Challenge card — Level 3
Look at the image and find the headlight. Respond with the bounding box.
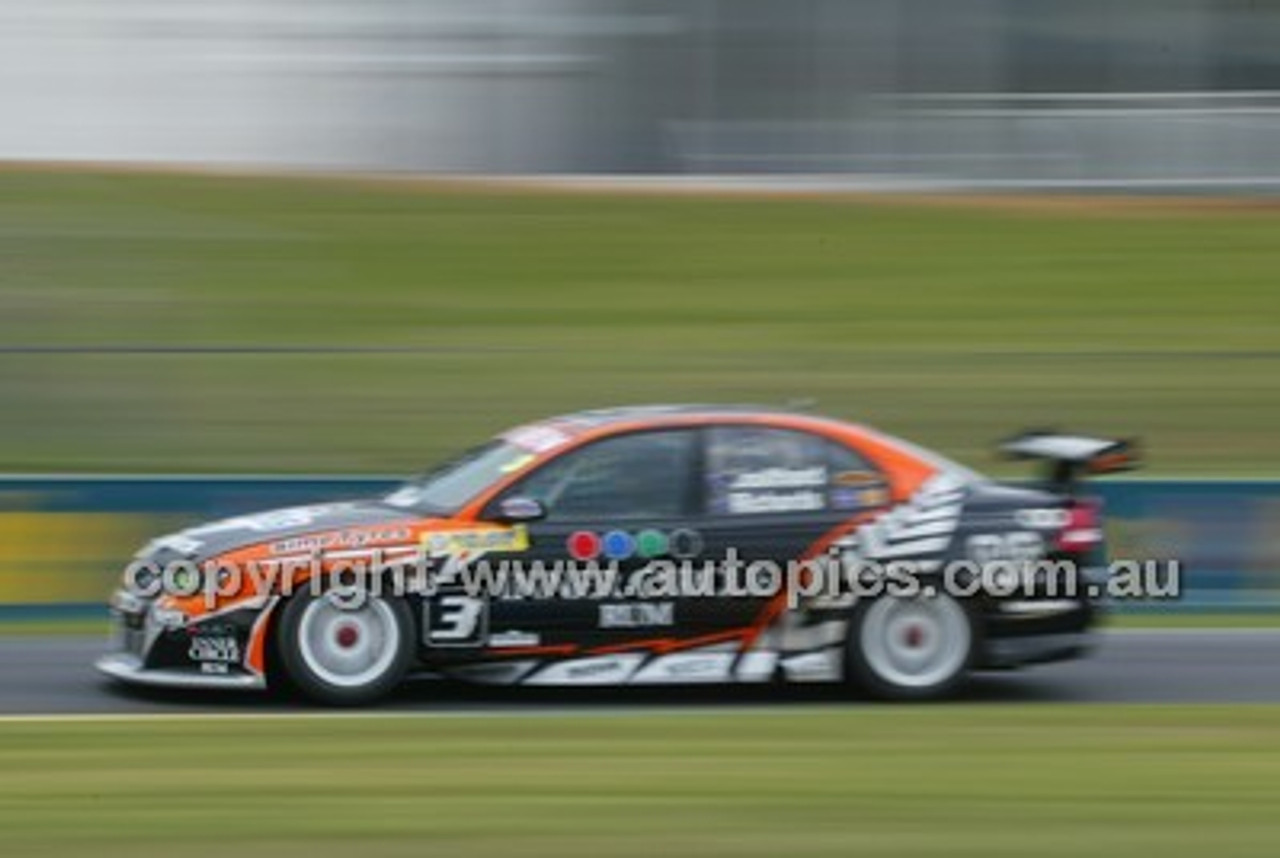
[128,563,161,595]
[169,564,202,594]
[150,604,188,629]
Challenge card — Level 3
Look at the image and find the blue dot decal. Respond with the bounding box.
[602,530,636,560]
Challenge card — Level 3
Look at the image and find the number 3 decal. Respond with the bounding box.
[424,593,487,646]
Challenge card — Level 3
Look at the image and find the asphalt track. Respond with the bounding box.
[0,629,1277,715]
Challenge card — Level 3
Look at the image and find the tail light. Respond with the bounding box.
[1056,498,1103,553]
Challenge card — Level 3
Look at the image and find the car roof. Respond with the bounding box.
[547,403,814,429]
[498,403,856,458]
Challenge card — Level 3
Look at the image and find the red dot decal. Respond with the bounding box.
[567,531,601,561]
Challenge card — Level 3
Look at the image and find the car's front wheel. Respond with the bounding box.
[846,592,975,701]
[276,588,414,706]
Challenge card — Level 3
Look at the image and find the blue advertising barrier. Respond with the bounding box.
[1097,480,1280,612]
[0,476,1275,616]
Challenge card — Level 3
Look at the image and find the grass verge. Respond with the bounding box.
[1,171,1277,474]
[1,705,1277,857]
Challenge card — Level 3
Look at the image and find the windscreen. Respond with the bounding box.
[383,441,538,513]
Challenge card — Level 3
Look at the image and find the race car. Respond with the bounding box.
[97,405,1136,704]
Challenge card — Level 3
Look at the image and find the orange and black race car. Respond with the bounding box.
[97,405,1136,704]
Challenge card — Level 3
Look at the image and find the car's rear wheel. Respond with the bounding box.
[277,588,414,706]
[847,592,974,701]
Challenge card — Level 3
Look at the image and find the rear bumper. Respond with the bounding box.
[978,582,1099,668]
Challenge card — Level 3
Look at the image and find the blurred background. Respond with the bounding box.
[0,0,1277,610]
[4,0,1280,182]
[2,7,1280,858]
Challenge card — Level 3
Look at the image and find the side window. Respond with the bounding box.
[502,430,697,521]
[705,426,888,516]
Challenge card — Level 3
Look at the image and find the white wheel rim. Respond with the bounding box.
[859,594,970,690]
[296,595,401,689]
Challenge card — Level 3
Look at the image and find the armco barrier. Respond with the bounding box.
[0,476,1275,617]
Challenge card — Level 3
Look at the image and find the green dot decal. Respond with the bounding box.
[636,529,668,558]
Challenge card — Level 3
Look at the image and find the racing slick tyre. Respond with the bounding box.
[276,589,414,706]
[846,592,976,701]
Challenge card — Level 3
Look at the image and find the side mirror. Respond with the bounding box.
[492,496,546,524]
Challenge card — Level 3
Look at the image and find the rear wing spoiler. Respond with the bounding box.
[999,431,1140,492]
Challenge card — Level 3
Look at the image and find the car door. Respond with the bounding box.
[477,428,701,653]
[690,423,894,635]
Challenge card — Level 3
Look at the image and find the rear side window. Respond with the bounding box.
[704,426,888,516]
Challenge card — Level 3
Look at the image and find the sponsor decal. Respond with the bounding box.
[188,635,241,664]
[664,657,723,677]
[568,529,701,560]
[186,621,237,637]
[503,424,571,453]
[859,486,890,507]
[833,469,884,488]
[668,528,703,559]
[711,466,831,515]
[831,486,890,510]
[729,466,827,491]
[725,489,824,514]
[499,453,537,474]
[636,529,668,558]
[599,601,674,629]
[423,526,529,556]
[488,630,542,648]
[567,660,623,679]
[271,527,411,556]
[567,531,602,562]
[834,473,965,565]
[631,652,735,684]
[602,530,636,560]
[830,488,863,510]
[966,532,1045,565]
[1016,508,1071,530]
[525,654,646,685]
[779,648,844,683]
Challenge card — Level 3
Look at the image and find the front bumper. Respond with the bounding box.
[95,652,266,690]
[96,589,269,691]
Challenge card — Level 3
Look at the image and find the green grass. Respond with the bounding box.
[1,706,1278,857]
[1,171,1277,474]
